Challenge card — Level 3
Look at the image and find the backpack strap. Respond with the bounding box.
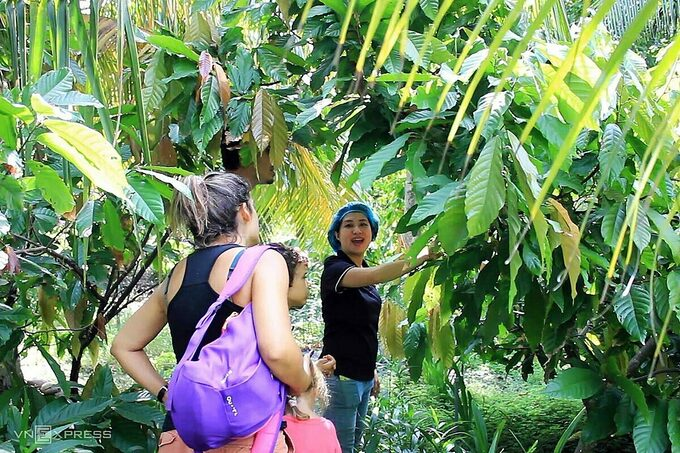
[177,245,272,365]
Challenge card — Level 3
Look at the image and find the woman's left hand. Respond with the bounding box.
[371,370,380,397]
[316,355,336,377]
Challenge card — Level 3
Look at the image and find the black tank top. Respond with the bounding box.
[162,244,244,432]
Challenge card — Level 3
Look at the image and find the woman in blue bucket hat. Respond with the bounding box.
[320,202,438,452]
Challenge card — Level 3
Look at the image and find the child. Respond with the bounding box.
[283,356,342,453]
[269,243,336,376]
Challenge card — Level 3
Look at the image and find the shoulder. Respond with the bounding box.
[252,247,288,277]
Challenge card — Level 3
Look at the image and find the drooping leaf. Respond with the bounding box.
[200,75,220,128]
[669,399,680,452]
[228,100,251,137]
[213,63,231,109]
[75,201,94,238]
[634,400,670,453]
[545,367,604,399]
[126,174,165,225]
[614,285,651,343]
[27,161,75,215]
[548,199,581,299]
[378,300,406,359]
[648,210,680,264]
[101,199,125,251]
[142,51,167,112]
[599,123,626,184]
[358,134,410,189]
[403,322,428,381]
[507,183,522,309]
[601,203,626,244]
[508,132,541,199]
[669,271,680,322]
[473,92,512,139]
[626,197,651,251]
[465,136,505,237]
[438,194,467,254]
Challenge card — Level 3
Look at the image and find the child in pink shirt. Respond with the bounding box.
[284,355,342,453]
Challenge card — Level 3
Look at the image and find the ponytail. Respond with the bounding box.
[169,172,252,248]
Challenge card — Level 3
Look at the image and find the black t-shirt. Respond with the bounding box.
[320,251,382,381]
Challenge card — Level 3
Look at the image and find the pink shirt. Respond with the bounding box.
[283,415,342,453]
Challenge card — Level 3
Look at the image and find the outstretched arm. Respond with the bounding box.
[340,249,439,288]
[110,284,169,400]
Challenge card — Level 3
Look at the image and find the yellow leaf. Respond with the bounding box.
[379,300,406,358]
[548,198,581,299]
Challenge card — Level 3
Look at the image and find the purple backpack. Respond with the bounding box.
[166,245,286,452]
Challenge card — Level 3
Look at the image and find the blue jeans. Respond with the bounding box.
[324,375,374,453]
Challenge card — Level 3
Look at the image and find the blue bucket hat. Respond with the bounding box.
[327,202,380,252]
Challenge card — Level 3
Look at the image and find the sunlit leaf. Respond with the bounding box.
[465,136,505,237]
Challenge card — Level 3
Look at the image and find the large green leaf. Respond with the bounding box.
[669,271,680,322]
[76,201,94,238]
[126,174,164,225]
[142,51,168,112]
[200,75,221,128]
[0,114,17,149]
[37,120,128,199]
[32,397,112,428]
[36,68,74,103]
[438,194,467,254]
[228,100,251,137]
[669,399,680,453]
[613,285,650,343]
[358,134,410,189]
[508,132,541,199]
[648,210,680,264]
[544,367,604,399]
[626,197,651,251]
[112,402,164,427]
[47,91,104,108]
[29,339,71,398]
[403,322,428,381]
[465,136,505,237]
[0,97,34,123]
[27,161,75,215]
[419,0,438,19]
[598,123,626,185]
[634,400,670,453]
[410,182,459,224]
[601,204,626,244]
[36,439,99,453]
[82,364,114,399]
[473,92,511,139]
[146,34,200,62]
[101,199,125,251]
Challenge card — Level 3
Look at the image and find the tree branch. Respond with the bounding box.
[626,338,657,377]
[103,229,170,321]
[105,226,154,300]
[11,233,105,304]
